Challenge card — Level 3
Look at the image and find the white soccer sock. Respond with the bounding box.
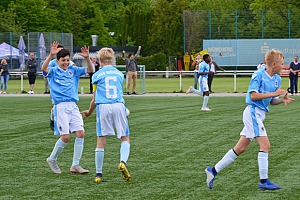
[191,88,203,96]
[72,138,84,166]
[120,141,130,163]
[215,149,238,173]
[95,148,104,174]
[50,108,54,121]
[202,96,209,108]
[49,138,67,161]
[258,151,268,179]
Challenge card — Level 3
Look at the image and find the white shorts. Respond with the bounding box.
[96,103,130,139]
[53,102,84,136]
[199,76,209,92]
[240,105,267,139]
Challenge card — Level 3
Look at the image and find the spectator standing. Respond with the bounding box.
[43,71,50,94]
[26,53,38,94]
[192,54,201,89]
[89,56,100,94]
[208,56,225,93]
[0,59,9,94]
[122,46,141,95]
[289,55,300,95]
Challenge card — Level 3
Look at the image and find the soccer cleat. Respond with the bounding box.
[118,161,131,182]
[70,165,89,174]
[258,179,281,190]
[46,157,62,174]
[3,91,6,94]
[50,119,54,131]
[186,86,193,94]
[95,173,104,183]
[205,167,217,189]
[201,107,211,111]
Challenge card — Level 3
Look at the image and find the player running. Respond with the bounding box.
[205,49,295,190]
[186,54,212,111]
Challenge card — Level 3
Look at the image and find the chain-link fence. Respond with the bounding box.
[183,9,300,54]
[0,32,73,71]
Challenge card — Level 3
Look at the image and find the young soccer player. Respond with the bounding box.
[42,41,93,174]
[81,47,131,183]
[205,49,295,190]
[186,54,212,111]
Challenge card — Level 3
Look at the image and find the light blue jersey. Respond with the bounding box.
[47,66,87,105]
[92,66,125,104]
[198,61,210,78]
[246,69,281,112]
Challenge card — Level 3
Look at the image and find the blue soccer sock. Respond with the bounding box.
[72,138,84,166]
[215,149,238,173]
[49,138,67,161]
[120,141,130,163]
[258,151,268,180]
[95,148,104,174]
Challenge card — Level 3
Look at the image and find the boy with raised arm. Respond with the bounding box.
[42,41,93,174]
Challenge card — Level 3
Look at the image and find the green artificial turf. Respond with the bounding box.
[0,95,299,199]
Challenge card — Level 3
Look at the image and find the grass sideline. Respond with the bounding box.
[2,76,291,94]
[1,95,300,199]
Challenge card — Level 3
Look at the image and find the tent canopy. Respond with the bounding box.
[0,42,28,59]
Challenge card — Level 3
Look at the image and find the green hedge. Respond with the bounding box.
[116,52,168,71]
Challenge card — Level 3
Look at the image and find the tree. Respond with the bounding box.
[148,0,189,55]
[11,0,59,32]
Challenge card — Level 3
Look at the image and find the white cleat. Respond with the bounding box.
[186,86,194,94]
[46,157,62,174]
[201,107,211,111]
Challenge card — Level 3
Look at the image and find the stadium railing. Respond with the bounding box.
[8,69,289,93]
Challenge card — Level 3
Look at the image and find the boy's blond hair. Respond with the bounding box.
[98,47,115,66]
[265,49,284,68]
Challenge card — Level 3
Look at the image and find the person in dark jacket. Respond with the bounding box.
[289,55,300,95]
[208,56,225,93]
[26,53,38,94]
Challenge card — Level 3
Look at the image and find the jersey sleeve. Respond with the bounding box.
[74,66,87,76]
[247,72,261,93]
[198,63,204,73]
[47,67,54,79]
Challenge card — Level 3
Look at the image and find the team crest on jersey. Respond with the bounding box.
[68,71,73,76]
[275,81,278,87]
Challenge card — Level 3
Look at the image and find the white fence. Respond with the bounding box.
[146,70,255,92]
[10,70,255,93]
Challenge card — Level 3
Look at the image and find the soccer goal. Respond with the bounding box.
[115,65,146,94]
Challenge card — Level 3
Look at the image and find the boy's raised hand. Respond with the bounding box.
[79,45,90,58]
[50,41,63,56]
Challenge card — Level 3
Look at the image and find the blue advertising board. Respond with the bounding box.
[203,39,300,67]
